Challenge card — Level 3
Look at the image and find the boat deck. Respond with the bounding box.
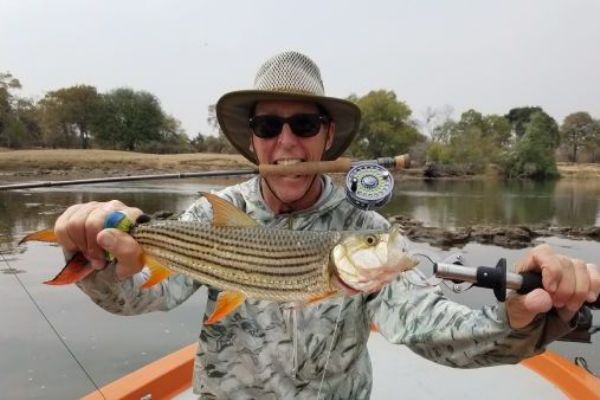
[175,334,567,399]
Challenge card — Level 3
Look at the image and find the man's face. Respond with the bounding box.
[251,100,335,205]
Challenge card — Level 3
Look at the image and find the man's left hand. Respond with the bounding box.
[506,244,600,329]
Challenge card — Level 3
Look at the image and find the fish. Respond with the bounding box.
[20,193,418,324]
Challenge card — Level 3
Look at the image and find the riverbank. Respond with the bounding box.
[1,149,599,182]
[0,149,253,182]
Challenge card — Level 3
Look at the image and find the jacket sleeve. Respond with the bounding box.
[365,269,574,368]
[75,197,214,315]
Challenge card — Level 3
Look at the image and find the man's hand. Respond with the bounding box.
[506,244,600,329]
[54,200,145,280]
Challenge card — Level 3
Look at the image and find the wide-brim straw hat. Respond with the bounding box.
[216,51,361,164]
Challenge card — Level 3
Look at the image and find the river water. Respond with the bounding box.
[1,176,599,399]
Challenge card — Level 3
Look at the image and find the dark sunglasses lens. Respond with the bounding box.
[289,114,322,137]
[253,116,283,138]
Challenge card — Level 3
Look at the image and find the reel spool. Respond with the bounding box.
[345,162,394,210]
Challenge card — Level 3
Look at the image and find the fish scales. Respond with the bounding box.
[131,221,343,301]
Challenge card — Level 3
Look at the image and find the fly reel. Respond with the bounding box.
[345,162,394,210]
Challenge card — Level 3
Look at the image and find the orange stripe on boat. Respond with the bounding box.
[81,344,196,400]
[522,350,600,400]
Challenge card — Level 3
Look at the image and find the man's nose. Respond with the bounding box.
[276,123,299,146]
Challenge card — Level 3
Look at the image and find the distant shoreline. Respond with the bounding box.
[0,149,598,183]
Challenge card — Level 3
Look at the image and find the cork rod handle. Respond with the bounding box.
[258,154,409,176]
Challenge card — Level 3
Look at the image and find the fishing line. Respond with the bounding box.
[316,295,345,400]
[0,251,107,400]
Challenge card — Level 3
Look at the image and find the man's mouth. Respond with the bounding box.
[274,158,304,166]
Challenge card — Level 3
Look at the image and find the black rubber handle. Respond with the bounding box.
[516,271,600,310]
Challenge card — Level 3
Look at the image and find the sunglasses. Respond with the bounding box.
[249,113,329,139]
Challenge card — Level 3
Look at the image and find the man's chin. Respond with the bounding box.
[271,176,313,202]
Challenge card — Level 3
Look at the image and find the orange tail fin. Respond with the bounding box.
[44,253,95,285]
[19,229,57,245]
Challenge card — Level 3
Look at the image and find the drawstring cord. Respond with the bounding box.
[316,296,344,399]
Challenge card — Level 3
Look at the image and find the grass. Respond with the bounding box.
[0,149,599,179]
[556,162,600,179]
[0,149,252,172]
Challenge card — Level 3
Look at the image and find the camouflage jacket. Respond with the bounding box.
[77,176,570,399]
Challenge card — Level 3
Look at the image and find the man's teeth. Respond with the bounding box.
[275,159,303,166]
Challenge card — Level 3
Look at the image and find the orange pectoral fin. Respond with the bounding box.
[140,254,172,289]
[19,229,57,245]
[205,291,246,325]
[307,289,339,305]
[44,253,94,285]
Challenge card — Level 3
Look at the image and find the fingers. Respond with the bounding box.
[513,244,596,324]
[506,289,553,329]
[565,259,590,311]
[516,244,562,292]
[587,263,600,303]
[96,228,144,279]
[54,200,142,270]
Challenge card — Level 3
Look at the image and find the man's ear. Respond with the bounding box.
[249,136,255,152]
[325,122,336,151]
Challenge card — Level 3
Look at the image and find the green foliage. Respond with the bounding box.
[0,72,41,148]
[94,88,166,151]
[347,90,424,158]
[426,110,510,173]
[505,111,559,179]
[560,112,597,162]
[505,106,543,138]
[191,132,235,153]
[37,85,102,148]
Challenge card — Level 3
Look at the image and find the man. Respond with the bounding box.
[55,51,599,399]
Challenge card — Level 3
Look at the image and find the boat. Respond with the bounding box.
[82,333,600,400]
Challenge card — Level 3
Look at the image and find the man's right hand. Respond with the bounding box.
[54,200,145,280]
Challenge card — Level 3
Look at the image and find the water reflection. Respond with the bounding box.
[382,178,600,228]
[1,177,600,251]
[0,179,228,252]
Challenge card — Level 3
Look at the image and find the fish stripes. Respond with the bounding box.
[131,221,343,301]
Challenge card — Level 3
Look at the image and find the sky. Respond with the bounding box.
[2,0,599,138]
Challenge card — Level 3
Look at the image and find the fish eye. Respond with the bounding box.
[365,235,378,246]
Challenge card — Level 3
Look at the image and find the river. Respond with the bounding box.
[0,176,599,399]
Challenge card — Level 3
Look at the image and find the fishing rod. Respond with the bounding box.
[0,154,410,210]
[434,258,600,343]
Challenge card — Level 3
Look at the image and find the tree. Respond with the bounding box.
[0,72,41,148]
[95,88,165,151]
[505,111,559,179]
[37,85,102,148]
[505,106,544,138]
[348,90,424,158]
[425,109,510,172]
[560,112,595,162]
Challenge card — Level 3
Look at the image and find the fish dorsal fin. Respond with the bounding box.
[200,192,257,227]
[141,254,172,288]
[205,291,246,325]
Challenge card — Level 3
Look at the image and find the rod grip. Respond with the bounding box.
[517,271,600,309]
[258,158,353,176]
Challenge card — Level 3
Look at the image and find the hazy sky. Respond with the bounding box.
[2,0,599,137]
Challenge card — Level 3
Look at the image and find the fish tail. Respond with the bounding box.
[44,253,95,285]
[19,229,57,245]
